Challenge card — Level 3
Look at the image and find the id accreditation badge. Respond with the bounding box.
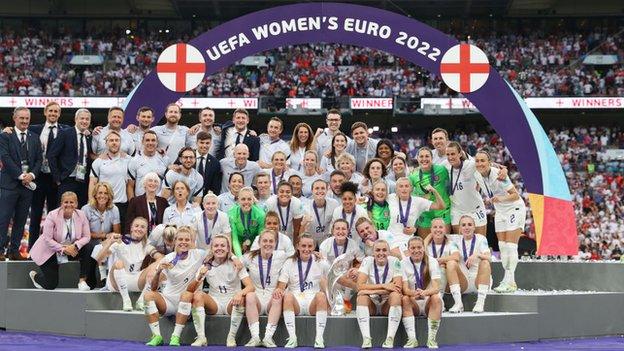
[41,158,51,173]
[75,164,87,182]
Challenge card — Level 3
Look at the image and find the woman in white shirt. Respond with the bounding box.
[162,180,200,227]
[331,181,369,239]
[289,123,316,172]
[319,132,348,174]
[193,192,231,249]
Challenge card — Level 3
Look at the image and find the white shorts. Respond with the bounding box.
[494,206,526,232]
[211,294,234,315]
[451,207,487,227]
[459,264,492,293]
[371,294,389,315]
[107,271,141,292]
[294,290,317,316]
[414,297,429,316]
[257,289,274,315]
[162,293,182,316]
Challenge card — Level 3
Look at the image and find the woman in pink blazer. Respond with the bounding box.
[29,191,92,290]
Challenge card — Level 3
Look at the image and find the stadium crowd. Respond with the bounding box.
[0,21,623,98]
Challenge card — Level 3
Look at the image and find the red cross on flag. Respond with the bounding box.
[440,44,490,94]
[156,43,206,93]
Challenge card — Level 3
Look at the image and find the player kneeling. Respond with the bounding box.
[401,237,442,349]
[356,240,403,349]
[275,233,330,348]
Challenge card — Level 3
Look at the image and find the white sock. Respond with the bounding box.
[249,321,260,339]
[386,305,402,339]
[507,243,519,284]
[476,284,489,305]
[228,306,244,338]
[450,284,462,305]
[427,318,440,341]
[113,269,130,303]
[138,281,151,303]
[283,310,296,339]
[315,310,328,341]
[172,323,185,338]
[193,307,206,338]
[356,305,370,339]
[402,316,416,340]
[264,323,277,340]
[99,265,107,281]
[148,321,161,337]
[499,242,510,284]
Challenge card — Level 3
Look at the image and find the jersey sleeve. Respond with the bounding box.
[278,259,293,284]
[237,264,250,280]
[478,236,491,255]
[391,257,403,279]
[415,196,434,213]
[428,258,441,280]
[292,198,304,219]
[90,159,101,178]
[358,256,372,275]
[112,206,121,225]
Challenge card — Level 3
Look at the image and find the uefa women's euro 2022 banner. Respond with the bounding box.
[123,2,577,255]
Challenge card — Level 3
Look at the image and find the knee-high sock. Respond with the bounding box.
[315,310,328,341]
[145,301,160,336]
[356,305,370,339]
[192,307,206,338]
[264,322,278,340]
[386,305,402,339]
[138,280,151,303]
[499,242,510,284]
[450,284,462,306]
[476,284,489,306]
[507,242,519,283]
[402,316,416,340]
[172,301,191,337]
[228,306,245,338]
[113,269,130,303]
[249,322,260,339]
[283,310,296,339]
[427,318,440,341]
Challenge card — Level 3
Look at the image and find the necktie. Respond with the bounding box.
[148,202,157,227]
[20,132,28,161]
[47,125,56,151]
[235,132,242,145]
[198,156,205,177]
[78,133,85,164]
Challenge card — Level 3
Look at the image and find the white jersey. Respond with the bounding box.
[204,259,249,298]
[91,154,131,203]
[442,159,486,214]
[426,236,460,259]
[318,237,364,264]
[151,125,190,163]
[359,230,395,257]
[259,137,291,166]
[377,231,414,257]
[193,210,232,249]
[250,232,295,256]
[358,256,402,285]
[109,241,152,274]
[305,198,339,245]
[162,249,207,297]
[127,152,169,196]
[300,173,323,198]
[401,256,441,290]
[264,168,299,195]
[331,205,369,239]
[449,234,490,275]
[432,149,447,165]
[217,192,236,212]
[387,194,432,233]
[278,257,330,294]
[264,195,304,237]
[481,167,526,213]
[243,251,289,292]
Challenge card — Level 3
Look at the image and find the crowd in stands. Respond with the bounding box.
[392,125,624,260]
[1,21,623,98]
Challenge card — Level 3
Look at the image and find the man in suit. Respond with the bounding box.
[48,108,92,209]
[196,131,222,196]
[27,102,71,251]
[216,108,260,161]
[0,107,43,261]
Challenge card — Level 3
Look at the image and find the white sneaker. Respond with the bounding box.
[191,336,207,346]
[493,282,509,293]
[448,303,464,313]
[245,337,262,347]
[262,337,277,348]
[284,337,298,348]
[226,335,236,347]
[507,282,518,293]
[403,338,418,348]
[122,298,133,312]
[382,336,394,348]
[29,271,43,289]
[314,338,325,348]
[472,300,485,313]
[361,337,372,349]
[135,298,145,311]
[426,338,439,349]
[77,281,90,291]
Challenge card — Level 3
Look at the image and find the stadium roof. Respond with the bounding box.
[1,0,622,19]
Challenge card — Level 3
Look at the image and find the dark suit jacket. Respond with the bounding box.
[198,153,222,196]
[216,121,260,161]
[0,129,43,190]
[48,127,93,184]
[29,123,70,155]
[125,194,168,232]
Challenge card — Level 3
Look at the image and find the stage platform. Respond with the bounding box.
[2,260,624,346]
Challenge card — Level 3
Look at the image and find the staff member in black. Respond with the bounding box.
[49,108,93,209]
[196,131,222,196]
[0,107,43,261]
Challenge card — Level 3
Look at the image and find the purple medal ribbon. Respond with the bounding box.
[333,238,348,258]
[240,208,252,239]
[449,161,463,195]
[462,236,477,263]
[277,201,291,232]
[202,212,218,245]
[431,238,446,258]
[297,257,313,292]
[121,235,141,244]
[342,210,356,236]
[170,251,189,265]
[398,196,412,227]
[312,201,326,233]
[374,261,390,284]
[258,254,273,289]
[271,169,284,195]
[410,258,426,289]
